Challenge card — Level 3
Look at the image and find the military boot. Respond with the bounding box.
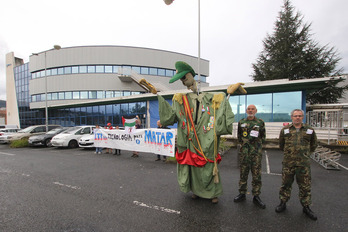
[303,206,318,220]
[233,193,246,202]
[275,201,286,213]
[253,196,266,209]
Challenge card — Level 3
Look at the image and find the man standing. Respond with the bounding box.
[234,105,266,209]
[276,109,318,220]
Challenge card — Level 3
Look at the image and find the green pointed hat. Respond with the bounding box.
[169,61,195,83]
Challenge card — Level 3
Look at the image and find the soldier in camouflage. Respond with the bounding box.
[234,105,266,209]
[276,109,318,220]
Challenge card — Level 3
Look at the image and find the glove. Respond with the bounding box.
[139,78,157,94]
[227,83,247,95]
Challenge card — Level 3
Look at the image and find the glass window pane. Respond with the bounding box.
[105,91,113,98]
[58,68,64,75]
[158,69,165,76]
[149,68,157,75]
[58,92,65,100]
[96,66,104,73]
[166,70,174,77]
[72,66,79,73]
[123,91,130,96]
[140,67,149,75]
[229,95,246,122]
[52,92,58,100]
[80,66,87,73]
[114,91,122,97]
[97,91,104,99]
[47,93,52,100]
[273,91,302,122]
[46,69,51,76]
[40,70,45,77]
[80,91,88,99]
[64,67,72,74]
[73,91,80,99]
[105,66,113,73]
[51,68,58,75]
[65,92,72,99]
[247,93,272,122]
[132,66,140,73]
[113,66,119,73]
[89,91,97,99]
[88,66,96,73]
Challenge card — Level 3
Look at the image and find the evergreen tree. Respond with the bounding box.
[251,0,346,104]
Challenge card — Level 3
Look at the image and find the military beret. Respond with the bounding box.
[169,61,196,83]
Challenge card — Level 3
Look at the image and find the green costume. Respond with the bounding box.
[158,92,234,199]
[278,123,317,206]
[237,117,266,196]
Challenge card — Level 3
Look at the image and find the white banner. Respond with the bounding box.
[94,128,176,157]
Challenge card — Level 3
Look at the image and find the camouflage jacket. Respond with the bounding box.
[237,117,266,155]
[279,123,318,166]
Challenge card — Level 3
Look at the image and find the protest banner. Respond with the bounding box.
[94,128,176,157]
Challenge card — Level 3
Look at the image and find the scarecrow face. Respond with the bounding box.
[181,73,197,93]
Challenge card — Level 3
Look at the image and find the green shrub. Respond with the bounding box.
[10,138,29,148]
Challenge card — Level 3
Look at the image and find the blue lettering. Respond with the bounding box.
[166,132,173,146]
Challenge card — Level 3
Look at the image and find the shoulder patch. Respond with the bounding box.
[173,93,184,105]
[212,93,225,109]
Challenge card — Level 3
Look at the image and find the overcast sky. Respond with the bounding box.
[1,0,347,101]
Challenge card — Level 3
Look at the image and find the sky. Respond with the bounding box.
[1,0,348,101]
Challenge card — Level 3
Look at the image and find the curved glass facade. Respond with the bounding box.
[31,64,207,83]
[14,63,303,129]
[229,91,302,122]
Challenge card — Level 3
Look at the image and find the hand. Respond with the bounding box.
[227,83,247,95]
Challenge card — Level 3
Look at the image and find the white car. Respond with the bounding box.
[79,133,95,148]
[51,126,95,148]
[0,128,21,144]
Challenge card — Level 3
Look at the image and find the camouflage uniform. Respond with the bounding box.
[237,117,266,196]
[278,123,317,206]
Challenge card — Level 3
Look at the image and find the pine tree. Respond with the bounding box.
[251,0,346,104]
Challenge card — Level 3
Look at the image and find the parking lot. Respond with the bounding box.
[0,144,347,232]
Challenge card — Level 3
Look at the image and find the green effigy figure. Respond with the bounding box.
[155,61,245,204]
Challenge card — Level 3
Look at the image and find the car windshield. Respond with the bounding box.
[18,126,36,133]
[46,127,64,134]
[62,127,82,134]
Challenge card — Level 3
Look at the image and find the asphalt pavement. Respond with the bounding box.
[0,144,347,232]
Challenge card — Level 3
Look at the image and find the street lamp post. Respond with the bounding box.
[164,0,201,93]
[33,45,61,132]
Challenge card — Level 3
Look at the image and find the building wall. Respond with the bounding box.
[5,52,21,128]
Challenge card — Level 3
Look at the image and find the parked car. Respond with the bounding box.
[0,128,21,144]
[28,127,68,147]
[79,133,95,148]
[51,126,95,148]
[7,125,61,142]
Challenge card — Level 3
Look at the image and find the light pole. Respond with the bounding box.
[164,0,201,93]
[33,45,61,132]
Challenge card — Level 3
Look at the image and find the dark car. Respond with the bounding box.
[28,127,68,147]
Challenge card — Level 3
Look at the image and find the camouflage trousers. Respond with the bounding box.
[238,153,262,196]
[279,165,311,206]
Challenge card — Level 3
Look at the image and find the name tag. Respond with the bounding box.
[250,130,259,137]
[284,129,290,134]
[306,129,313,134]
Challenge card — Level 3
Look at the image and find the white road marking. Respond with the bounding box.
[53,181,81,190]
[265,151,270,174]
[133,201,180,215]
[0,151,16,156]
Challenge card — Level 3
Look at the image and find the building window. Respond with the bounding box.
[88,66,96,73]
[80,66,87,73]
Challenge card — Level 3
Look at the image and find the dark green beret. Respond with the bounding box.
[169,61,195,83]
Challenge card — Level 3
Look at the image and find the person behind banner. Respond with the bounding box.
[157,61,241,204]
[105,123,114,154]
[131,117,141,158]
[114,125,121,156]
[155,120,169,162]
[94,125,102,154]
